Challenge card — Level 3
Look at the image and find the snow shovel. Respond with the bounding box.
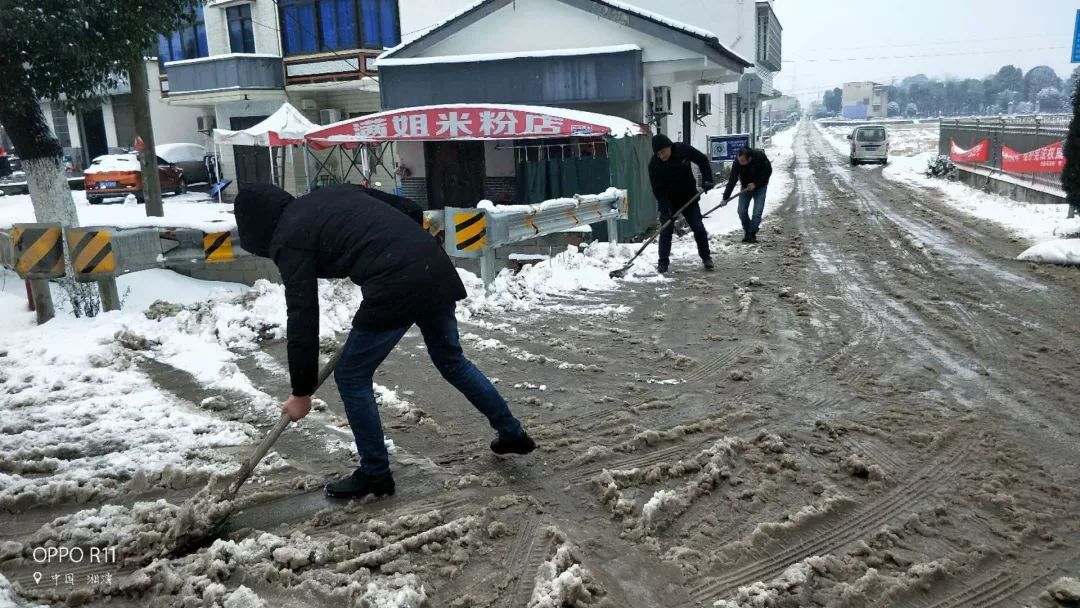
[701,188,751,219]
[609,191,703,279]
[166,345,344,556]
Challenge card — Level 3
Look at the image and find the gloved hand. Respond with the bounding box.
[702,181,715,193]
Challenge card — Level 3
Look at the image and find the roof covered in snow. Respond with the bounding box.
[374,44,642,67]
[378,0,750,70]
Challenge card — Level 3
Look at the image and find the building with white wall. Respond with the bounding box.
[842,82,889,120]
[375,0,754,205]
[35,60,204,171]
[158,0,402,194]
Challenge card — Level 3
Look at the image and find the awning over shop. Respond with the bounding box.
[213,103,318,147]
[304,103,649,149]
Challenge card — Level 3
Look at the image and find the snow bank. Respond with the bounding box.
[1053,217,1080,238]
[883,153,1072,241]
[1016,239,1080,265]
[0,191,235,231]
[0,270,255,511]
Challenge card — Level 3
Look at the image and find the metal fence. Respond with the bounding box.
[938,116,1068,192]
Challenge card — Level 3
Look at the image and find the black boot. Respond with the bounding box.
[491,432,537,455]
[657,260,670,274]
[749,230,759,243]
[703,257,715,271]
[325,469,395,499]
[741,232,752,243]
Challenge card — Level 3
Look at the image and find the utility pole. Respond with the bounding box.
[128,57,163,217]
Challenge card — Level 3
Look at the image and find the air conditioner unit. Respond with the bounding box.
[300,99,317,111]
[652,86,672,116]
[319,108,342,125]
[196,116,216,132]
[696,93,713,118]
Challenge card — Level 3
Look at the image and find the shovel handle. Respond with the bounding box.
[225,345,345,498]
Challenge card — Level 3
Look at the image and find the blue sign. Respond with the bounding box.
[1074,10,1080,63]
[708,134,752,162]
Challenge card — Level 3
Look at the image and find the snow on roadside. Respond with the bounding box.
[0,270,255,511]
[883,153,1071,242]
[815,120,1074,243]
[1017,239,1080,265]
[0,191,235,232]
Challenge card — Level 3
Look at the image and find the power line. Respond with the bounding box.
[782,46,1070,64]
[799,31,1070,54]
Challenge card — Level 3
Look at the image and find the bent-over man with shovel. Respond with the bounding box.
[234,184,536,501]
[648,134,716,273]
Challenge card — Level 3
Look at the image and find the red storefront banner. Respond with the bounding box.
[950,138,989,163]
[1001,141,1065,174]
[306,105,646,148]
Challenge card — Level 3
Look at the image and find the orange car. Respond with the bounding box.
[83,153,186,204]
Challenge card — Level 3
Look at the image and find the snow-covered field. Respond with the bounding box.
[0,191,235,232]
[816,120,1076,257]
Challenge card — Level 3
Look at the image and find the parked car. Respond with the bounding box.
[156,143,211,184]
[83,153,185,204]
[847,125,889,165]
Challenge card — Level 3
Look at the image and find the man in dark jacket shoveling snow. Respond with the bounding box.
[723,148,773,244]
[648,134,716,273]
[235,184,535,500]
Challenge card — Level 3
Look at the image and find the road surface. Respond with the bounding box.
[4,121,1079,607]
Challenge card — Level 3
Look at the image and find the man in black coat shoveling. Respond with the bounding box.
[235,184,536,500]
[723,147,773,244]
[648,134,716,273]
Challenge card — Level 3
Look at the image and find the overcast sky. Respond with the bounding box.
[772,0,1079,103]
[398,0,1080,103]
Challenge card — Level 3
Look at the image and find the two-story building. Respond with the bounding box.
[158,0,401,193]
[374,0,766,207]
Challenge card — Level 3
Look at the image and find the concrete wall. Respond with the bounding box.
[956,166,1067,206]
[169,256,281,286]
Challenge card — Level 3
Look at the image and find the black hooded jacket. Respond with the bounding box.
[724,149,773,199]
[235,184,466,396]
[648,138,715,211]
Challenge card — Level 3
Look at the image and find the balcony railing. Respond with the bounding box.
[163,54,284,97]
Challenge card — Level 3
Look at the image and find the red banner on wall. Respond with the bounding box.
[1001,141,1065,174]
[950,139,989,163]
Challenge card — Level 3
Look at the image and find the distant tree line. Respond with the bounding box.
[820,64,1080,118]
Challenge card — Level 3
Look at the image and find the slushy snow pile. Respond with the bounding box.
[1017,239,1080,265]
[0,191,235,231]
[0,270,255,511]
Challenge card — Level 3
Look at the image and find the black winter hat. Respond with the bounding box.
[652,134,673,153]
[234,184,295,258]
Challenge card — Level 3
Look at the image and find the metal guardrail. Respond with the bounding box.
[437,189,628,287]
[0,224,249,324]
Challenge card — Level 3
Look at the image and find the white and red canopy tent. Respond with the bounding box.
[211,103,318,197]
[213,102,317,147]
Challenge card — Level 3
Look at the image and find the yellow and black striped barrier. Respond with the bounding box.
[454,211,487,252]
[65,228,117,279]
[203,231,234,263]
[11,223,65,279]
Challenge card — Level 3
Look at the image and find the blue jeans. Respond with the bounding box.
[738,186,768,234]
[334,303,525,475]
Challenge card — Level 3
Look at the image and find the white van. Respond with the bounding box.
[847,125,889,165]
